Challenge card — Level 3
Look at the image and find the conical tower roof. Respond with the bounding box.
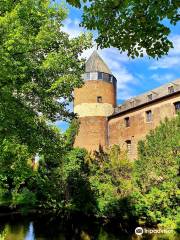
[85,50,112,74]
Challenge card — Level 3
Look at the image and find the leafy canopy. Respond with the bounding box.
[0,0,92,153]
[132,114,180,229]
[67,0,180,58]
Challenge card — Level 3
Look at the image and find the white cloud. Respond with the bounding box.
[62,18,86,38]
[150,56,179,70]
[100,49,140,101]
[170,35,180,55]
[150,34,180,70]
[151,73,175,83]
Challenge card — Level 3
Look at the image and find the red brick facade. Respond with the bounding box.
[74,80,116,106]
[74,116,108,151]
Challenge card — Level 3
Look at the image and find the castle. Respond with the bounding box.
[74,51,180,159]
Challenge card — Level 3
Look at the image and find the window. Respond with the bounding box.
[97,96,102,103]
[124,117,130,127]
[103,73,109,81]
[174,102,180,113]
[147,94,153,101]
[168,86,174,94]
[85,72,90,80]
[146,110,152,122]
[98,72,103,80]
[109,75,113,82]
[130,101,135,108]
[126,140,131,155]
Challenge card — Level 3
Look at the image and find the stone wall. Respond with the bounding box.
[74,79,115,151]
[74,103,114,117]
[74,80,116,106]
[108,94,180,160]
[74,116,108,151]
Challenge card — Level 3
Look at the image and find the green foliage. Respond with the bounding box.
[0,0,92,153]
[12,187,37,209]
[60,148,96,213]
[0,137,37,211]
[134,115,180,192]
[89,145,133,218]
[64,119,80,150]
[0,0,92,213]
[132,114,180,229]
[67,0,179,58]
[31,147,96,214]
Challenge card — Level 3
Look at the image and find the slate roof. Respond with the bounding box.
[110,78,180,118]
[85,50,112,74]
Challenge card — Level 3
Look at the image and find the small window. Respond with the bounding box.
[130,101,135,108]
[103,73,109,81]
[147,94,153,101]
[109,75,113,82]
[98,72,103,80]
[146,110,152,122]
[124,117,130,127]
[174,102,180,113]
[97,96,102,103]
[126,140,131,155]
[168,86,174,94]
[85,72,90,80]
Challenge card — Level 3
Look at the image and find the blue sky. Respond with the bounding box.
[56,1,180,131]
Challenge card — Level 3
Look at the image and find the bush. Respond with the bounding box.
[132,114,180,229]
[88,145,133,218]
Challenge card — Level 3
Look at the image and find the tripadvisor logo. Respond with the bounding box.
[135,227,143,235]
[135,227,173,235]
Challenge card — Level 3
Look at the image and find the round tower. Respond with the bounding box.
[74,51,117,151]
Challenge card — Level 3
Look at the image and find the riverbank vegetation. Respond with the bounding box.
[0,115,180,234]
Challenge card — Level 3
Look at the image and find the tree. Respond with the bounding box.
[88,145,133,218]
[132,115,180,229]
[67,0,180,58]
[0,0,92,213]
[134,115,180,192]
[0,0,92,155]
[0,137,37,211]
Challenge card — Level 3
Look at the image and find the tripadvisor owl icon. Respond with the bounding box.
[135,227,143,235]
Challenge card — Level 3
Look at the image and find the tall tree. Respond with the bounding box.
[0,0,92,153]
[132,115,180,229]
[67,0,180,58]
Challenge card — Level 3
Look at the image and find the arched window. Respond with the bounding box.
[97,96,102,103]
[126,140,131,155]
[146,110,152,122]
[124,117,130,127]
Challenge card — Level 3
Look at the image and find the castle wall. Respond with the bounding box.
[74,103,114,117]
[108,94,180,160]
[74,80,116,106]
[73,51,179,157]
[74,79,115,151]
[74,116,108,151]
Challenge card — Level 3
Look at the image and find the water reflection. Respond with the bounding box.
[0,215,179,240]
[25,222,34,240]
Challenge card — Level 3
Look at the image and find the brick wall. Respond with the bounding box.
[74,80,116,106]
[74,116,108,151]
[108,94,180,160]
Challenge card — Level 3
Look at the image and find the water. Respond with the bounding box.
[0,214,179,240]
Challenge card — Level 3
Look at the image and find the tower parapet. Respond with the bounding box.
[74,51,117,151]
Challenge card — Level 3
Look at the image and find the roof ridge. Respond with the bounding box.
[117,78,180,107]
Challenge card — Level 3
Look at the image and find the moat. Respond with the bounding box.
[0,214,179,240]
